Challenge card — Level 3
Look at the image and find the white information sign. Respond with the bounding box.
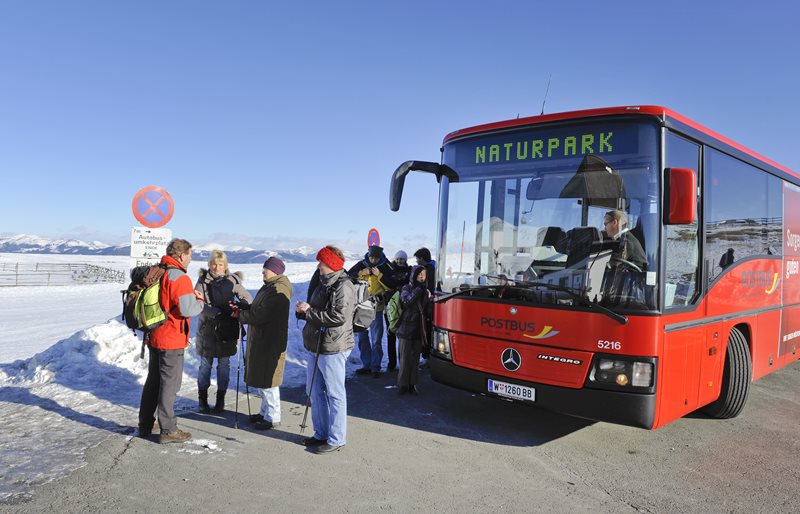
[130,226,172,268]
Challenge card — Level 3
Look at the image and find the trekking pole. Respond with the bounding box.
[242,329,252,419]
[234,322,243,429]
[300,328,324,433]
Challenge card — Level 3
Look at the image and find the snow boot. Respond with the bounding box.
[213,391,226,413]
[198,389,211,413]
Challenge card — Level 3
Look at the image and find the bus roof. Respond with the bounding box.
[443,105,795,178]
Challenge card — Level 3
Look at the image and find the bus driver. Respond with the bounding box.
[603,209,646,271]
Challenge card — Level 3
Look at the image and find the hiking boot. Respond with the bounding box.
[212,391,226,413]
[355,368,371,375]
[159,429,192,444]
[302,436,327,447]
[312,443,344,454]
[137,422,160,437]
[249,414,264,423]
[198,390,210,414]
[254,420,281,431]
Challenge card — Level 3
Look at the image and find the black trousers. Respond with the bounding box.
[139,347,184,433]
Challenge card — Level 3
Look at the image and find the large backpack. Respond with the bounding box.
[385,290,402,332]
[351,280,377,333]
[121,264,170,357]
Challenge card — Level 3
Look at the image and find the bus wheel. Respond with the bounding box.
[703,326,752,419]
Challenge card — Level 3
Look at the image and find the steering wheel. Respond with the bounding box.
[609,256,643,273]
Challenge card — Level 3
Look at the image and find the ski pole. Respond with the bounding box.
[241,328,252,419]
[300,328,324,433]
[234,322,243,429]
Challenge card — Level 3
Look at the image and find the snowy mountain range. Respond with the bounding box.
[0,234,357,263]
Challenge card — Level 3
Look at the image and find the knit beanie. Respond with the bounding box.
[263,256,286,275]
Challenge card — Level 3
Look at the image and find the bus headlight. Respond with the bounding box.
[587,355,656,392]
[432,329,452,360]
[631,362,653,387]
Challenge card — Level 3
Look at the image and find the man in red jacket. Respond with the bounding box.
[138,239,205,443]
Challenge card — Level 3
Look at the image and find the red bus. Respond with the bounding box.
[390,105,800,428]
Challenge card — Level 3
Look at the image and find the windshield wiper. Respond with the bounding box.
[434,284,499,303]
[507,278,628,325]
[435,276,627,325]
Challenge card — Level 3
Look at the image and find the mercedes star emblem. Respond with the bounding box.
[501,348,522,372]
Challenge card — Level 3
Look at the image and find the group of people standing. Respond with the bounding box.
[347,245,435,394]
[136,238,436,455]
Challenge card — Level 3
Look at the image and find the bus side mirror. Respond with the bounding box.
[665,168,696,225]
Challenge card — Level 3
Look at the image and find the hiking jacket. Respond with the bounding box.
[194,269,253,358]
[396,266,431,340]
[347,252,396,311]
[389,263,411,293]
[301,269,356,355]
[239,274,293,389]
[149,255,204,350]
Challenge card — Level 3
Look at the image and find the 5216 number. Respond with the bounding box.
[597,340,621,351]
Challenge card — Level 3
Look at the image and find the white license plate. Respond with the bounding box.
[487,379,536,402]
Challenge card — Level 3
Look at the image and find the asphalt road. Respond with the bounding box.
[6,361,799,513]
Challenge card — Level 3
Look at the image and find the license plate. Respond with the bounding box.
[487,379,536,402]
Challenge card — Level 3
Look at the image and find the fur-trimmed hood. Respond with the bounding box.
[199,268,244,282]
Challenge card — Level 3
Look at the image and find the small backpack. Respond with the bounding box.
[385,290,402,332]
[351,280,377,333]
[121,264,170,357]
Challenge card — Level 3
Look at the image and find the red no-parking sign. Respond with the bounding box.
[367,228,380,247]
[132,186,174,228]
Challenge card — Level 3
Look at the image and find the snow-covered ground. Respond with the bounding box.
[0,253,366,503]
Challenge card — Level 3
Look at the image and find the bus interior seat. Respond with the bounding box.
[565,227,601,268]
[539,226,569,253]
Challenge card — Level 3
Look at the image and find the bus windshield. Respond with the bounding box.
[438,120,660,311]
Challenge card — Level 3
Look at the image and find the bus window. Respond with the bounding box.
[705,148,782,284]
[664,133,700,307]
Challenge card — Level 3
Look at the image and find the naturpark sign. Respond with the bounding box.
[450,122,639,168]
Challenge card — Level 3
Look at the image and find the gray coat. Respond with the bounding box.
[301,269,355,355]
[239,274,293,389]
[194,269,253,358]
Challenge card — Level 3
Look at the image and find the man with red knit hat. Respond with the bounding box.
[296,245,355,454]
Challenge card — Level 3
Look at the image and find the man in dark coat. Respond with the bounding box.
[235,257,292,430]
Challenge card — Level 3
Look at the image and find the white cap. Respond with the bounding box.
[394,250,407,260]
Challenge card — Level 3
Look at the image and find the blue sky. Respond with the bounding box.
[1,0,797,254]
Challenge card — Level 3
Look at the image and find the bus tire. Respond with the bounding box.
[703,326,752,419]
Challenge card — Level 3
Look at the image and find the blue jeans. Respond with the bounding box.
[357,314,384,372]
[197,355,231,393]
[308,349,351,446]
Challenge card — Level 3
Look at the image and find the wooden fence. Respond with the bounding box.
[0,262,126,287]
